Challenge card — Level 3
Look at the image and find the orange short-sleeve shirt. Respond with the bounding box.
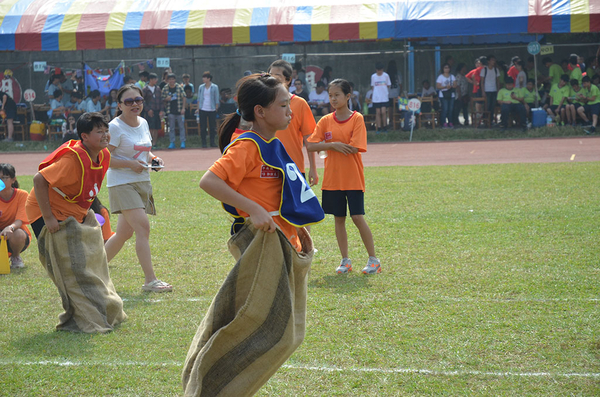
[0,188,32,239]
[308,111,367,192]
[209,138,302,252]
[275,95,316,173]
[26,151,90,224]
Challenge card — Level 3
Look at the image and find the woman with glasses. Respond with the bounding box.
[104,84,172,293]
[292,79,309,102]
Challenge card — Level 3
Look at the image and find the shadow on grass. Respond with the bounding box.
[308,274,373,293]
[12,331,94,359]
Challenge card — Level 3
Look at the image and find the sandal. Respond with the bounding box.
[142,279,173,293]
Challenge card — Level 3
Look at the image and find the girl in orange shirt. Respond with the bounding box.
[0,163,31,269]
[307,79,381,274]
[200,74,324,252]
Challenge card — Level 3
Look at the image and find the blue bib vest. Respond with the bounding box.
[222,131,324,234]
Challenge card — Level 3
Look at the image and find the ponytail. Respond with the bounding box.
[218,73,282,152]
[218,112,242,153]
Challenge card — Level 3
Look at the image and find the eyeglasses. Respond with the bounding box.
[121,97,144,106]
[294,82,302,85]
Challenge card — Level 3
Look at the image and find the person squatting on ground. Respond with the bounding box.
[0,163,31,269]
[306,79,381,275]
[25,112,127,333]
[103,84,172,293]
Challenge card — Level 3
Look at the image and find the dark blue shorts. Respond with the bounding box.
[321,190,365,217]
[372,102,387,109]
[585,103,600,116]
[549,105,564,113]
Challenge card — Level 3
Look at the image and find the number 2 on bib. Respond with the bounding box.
[286,163,316,203]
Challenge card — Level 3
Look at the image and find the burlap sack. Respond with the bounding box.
[37,211,127,333]
[182,222,313,396]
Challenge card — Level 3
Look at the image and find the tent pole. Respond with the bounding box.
[192,47,196,90]
[403,39,407,94]
[534,34,539,108]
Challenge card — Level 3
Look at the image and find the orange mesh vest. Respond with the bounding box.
[39,140,110,209]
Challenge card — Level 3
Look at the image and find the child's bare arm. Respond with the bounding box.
[199,171,276,233]
[33,172,60,233]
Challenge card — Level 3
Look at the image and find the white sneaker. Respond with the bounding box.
[10,256,24,269]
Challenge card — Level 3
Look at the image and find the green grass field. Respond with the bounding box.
[1,162,599,396]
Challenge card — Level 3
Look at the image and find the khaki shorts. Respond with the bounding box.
[108,181,156,215]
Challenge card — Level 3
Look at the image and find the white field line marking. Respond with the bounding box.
[571,154,576,161]
[0,360,598,378]
[10,297,598,304]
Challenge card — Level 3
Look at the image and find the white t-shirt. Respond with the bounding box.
[515,71,527,88]
[436,74,456,98]
[421,86,437,97]
[371,72,391,103]
[107,117,152,187]
[201,86,214,111]
[308,90,329,105]
[479,66,500,92]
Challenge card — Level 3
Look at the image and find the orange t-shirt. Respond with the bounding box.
[26,151,91,224]
[308,111,367,192]
[209,138,302,252]
[275,95,316,173]
[0,188,32,239]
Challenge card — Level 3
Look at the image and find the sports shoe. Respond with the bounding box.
[585,126,596,135]
[10,255,24,269]
[336,258,352,274]
[168,142,176,149]
[443,123,448,128]
[180,142,186,149]
[448,123,454,129]
[362,257,381,275]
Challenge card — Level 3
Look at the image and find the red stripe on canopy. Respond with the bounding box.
[330,4,360,40]
[76,0,116,50]
[204,9,235,45]
[140,10,173,46]
[528,0,553,33]
[14,0,48,51]
[268,6,295,42]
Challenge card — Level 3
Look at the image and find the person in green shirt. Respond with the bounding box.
[566,79,587,127]
[546,74,570,125]
[544,57,564,86]
[521,79,541,116]
[582,76,600,134]
[569,55,583,87]
[496,77,527,131]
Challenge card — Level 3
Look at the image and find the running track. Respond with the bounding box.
[4,137,600,176]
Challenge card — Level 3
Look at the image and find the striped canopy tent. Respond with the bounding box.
[0,0,599,52]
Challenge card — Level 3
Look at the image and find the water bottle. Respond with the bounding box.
[546,116,552,126]
[195,113,199,124]
[319,150,327,159]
